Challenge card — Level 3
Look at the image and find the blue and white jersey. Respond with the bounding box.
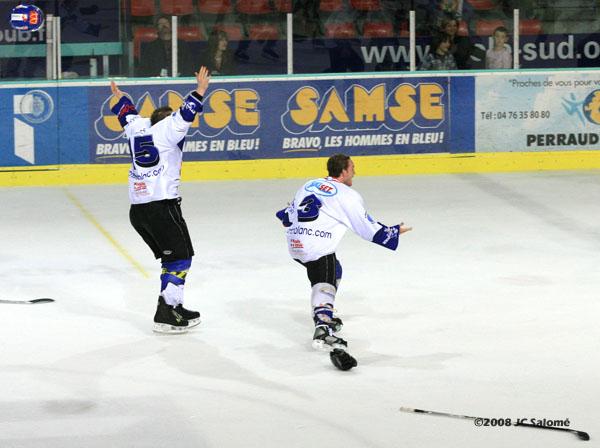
[276,177,400,262]
[111,92,204,204]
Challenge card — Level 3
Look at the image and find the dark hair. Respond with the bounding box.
[150,106,173,125]
[208,29,228,55]
[493,26,509,36]
[432,32,452,51]
[440,17,459,32]
[155,15,171,26]
[327,154,351,177]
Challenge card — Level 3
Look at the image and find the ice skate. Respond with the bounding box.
[312,325,348,350]
[175,304,201,327]
[153,296,189,333]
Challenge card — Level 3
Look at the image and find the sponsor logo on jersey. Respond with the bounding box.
[304,180,337,197]
[365,212,375,223]
[287,226,332,239]
[290,239,303,249]
[129,165,164,180]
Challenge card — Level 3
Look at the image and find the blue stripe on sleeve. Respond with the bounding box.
[110,96,138,128]
[276,208,292,227]
[179,92,204,123]
[372,224,400,251]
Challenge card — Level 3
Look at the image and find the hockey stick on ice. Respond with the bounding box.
[399,407,590,441]
[0,298,55,305]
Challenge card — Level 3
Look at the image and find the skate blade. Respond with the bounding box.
[187,318,201,328]
[153,323,188,334]
[312,339,348,351]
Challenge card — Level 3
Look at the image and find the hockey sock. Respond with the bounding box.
[311,282,336,308]
[160,258,191,306]
[313,304,334,326]
[335,259,342,289]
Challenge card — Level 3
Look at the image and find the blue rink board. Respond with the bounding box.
[0,75,475,167]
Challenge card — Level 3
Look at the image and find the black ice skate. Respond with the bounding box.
[312,325,348,351]
[153,296,189,333]
[175,304,201,327]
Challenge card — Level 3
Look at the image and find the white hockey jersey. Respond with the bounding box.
[276,177,400,262]
[111,92,204,204]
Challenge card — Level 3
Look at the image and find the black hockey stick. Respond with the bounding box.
[0,298,55,305]
[399,407,590,441]
[516,421,590,441]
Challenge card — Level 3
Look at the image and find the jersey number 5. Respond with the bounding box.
[298,194,322,222]
[131,135,160,168]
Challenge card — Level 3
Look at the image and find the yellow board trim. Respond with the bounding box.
[1,151,600,187]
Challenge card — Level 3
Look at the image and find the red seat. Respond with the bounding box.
[475,19,505,36]
[134,26,158,59]
[319,0,344,12]
[350,0,381,11]
[325,22,356,38]
[363,21,393,38]
[274,0,292,12]
[236,0,272,14]
[160,0,195,15]
[249,23,280,40]
[398,21,409,37]
[131,0,156,16]
[465,0,496,11]
[519,18,542,35]
[212,23,244,40]
[197,0,232,14]
[178,25,205,41]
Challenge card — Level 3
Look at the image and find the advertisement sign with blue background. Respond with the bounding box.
[0,74,475,168]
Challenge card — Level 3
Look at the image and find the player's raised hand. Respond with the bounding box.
[399,223,413,234]
[110,80,124,100]
[195,66,211,97]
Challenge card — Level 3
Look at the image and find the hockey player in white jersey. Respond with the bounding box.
[110,66,210,333]
[276,154,412,349]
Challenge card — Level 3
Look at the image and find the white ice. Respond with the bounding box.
[0,171,599,448]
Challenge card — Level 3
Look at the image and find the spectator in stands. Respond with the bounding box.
[486,26,512,69]
[438,0,462,20]
[137,15,194,77]
[440,16,484,69]
[202,30,235,75]
[419,32,457,70]
[293,0,320,39]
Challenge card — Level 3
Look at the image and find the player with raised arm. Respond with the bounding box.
[110,67,211,333]
[277,154,412,352]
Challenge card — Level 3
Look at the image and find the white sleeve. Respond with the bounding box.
[338,190,383,241]
[163,91,204,146]
[337,189,400,251]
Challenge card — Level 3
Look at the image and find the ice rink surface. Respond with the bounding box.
[1,170,598,448]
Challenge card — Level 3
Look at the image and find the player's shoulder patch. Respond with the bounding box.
[304,179,338,197]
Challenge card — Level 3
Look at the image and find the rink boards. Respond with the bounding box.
[1,69,600,185]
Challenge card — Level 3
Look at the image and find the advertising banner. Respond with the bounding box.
[90,75,473,164]
[476,72,600,152]
[0,87,59,166]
